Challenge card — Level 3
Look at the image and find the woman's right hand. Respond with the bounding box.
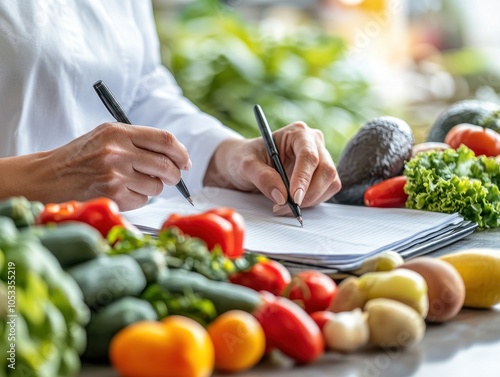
[0,122,191,210]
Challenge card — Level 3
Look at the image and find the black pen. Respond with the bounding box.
[93,80,194,206]
[253,104,303,227]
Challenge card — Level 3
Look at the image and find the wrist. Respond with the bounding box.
[203,138,246,189]
[0,151,58,203]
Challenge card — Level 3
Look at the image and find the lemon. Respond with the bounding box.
[439,249,500,308]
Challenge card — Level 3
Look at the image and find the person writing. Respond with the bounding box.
[0,1,341,214]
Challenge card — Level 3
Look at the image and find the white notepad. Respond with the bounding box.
[121,187,472,270]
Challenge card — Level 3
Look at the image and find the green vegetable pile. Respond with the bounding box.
[0,214,90,377]
[0,196,264,370]
[404,145,500,229]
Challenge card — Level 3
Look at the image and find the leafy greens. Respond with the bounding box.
[404,145,500,229]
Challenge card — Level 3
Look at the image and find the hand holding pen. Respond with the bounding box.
[254,105,303,227]
[93,80,194,206]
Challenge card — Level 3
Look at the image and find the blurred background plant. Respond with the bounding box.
[153,0,500,156]
[154,0,381,161]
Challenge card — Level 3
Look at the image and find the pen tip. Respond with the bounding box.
[187,197,194,206]
[297,216,303,227]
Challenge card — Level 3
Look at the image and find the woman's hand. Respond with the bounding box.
[204,121,341,214]
[0,122,191,210]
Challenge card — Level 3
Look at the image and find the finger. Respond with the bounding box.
[238,153,289,206]
[131,148,182,186]
[285,124,321,205]
[126,124,192,170]
[300,137,342,207]
[124,170,165,198]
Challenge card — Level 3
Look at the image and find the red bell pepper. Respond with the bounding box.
[37,197,137,238]
[161,207,245,258]
[229,259,292,296]
[252,291,324,364]
[363,175,409,208]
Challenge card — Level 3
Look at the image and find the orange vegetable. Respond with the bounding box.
[207,310,266,373]
[109,316,214,377]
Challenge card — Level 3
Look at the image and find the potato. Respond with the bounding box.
[400,257,465,322]
[365,298,425,348]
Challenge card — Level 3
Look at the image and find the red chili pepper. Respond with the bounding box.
[363,175,408,208]
[229,259,292,296]
[161,207,245,258]
[253,291,324,364]
[37,197,136,238]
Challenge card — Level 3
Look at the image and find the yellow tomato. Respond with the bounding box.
[109,316,214,377]
[207,310,265,373]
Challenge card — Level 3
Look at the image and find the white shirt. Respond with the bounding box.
[0,0,240,197]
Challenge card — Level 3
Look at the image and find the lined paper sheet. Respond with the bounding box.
[122,187,467,269]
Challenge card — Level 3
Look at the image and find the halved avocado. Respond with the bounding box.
[329,116,414,205]
[427,99,500,142]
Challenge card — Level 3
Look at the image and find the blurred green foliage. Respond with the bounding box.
[155,0,381,160]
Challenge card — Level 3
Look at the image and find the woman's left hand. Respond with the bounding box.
[204,121,341,214]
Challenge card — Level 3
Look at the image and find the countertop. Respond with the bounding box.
[81,228,500,377]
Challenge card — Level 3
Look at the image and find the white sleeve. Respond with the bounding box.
[128,2,242,197]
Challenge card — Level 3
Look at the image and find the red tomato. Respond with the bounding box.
[363,175,408,208]
[445,123,500,157]
[310,311,337,331]
[284,271,338,314]
[253,291,324,364]
[229,259,292,296]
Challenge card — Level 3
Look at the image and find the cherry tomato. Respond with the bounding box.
[229,259,292,296]
[207,310,265,373]
[363,175,408,208]
[445,123,500,157]
[284,270,338,314]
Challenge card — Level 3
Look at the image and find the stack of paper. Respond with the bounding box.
[122,187,476,271]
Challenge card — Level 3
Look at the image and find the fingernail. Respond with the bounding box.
[271,188,286,206]
[184,159,192,170]
[294,188,305,206]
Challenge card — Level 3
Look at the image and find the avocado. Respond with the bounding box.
[329,116,414,205]
[427,99,500,142]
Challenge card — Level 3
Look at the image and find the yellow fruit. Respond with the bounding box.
[207,310,265,373]
[439,249,500,308]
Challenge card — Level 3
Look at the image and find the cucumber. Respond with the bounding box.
[83,297,157,362]
[129,246,167,284]
[27,222,108,269]
[67,255,147,311]
[0,197,42,228]
[157,269,262,315]
[0,216,19,249]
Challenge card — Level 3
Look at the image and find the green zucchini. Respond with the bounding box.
[67,255,147,311]
[83,296,157,362]
[27,222,108,269]
[157,269,262,315]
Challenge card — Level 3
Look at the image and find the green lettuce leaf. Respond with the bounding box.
[404,145,500,229]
